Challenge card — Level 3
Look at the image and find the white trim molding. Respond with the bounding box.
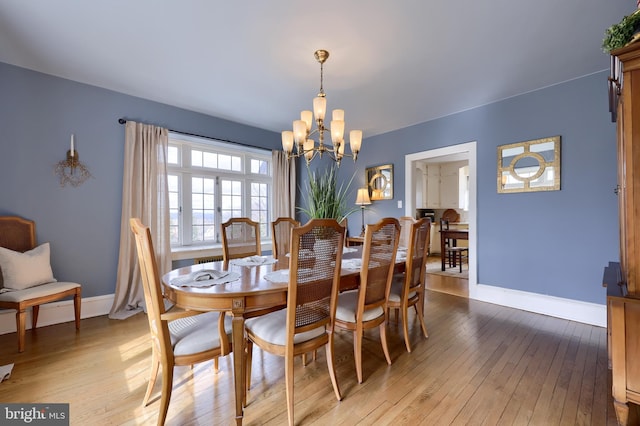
[473,283,606,328]
[0,294,114,335]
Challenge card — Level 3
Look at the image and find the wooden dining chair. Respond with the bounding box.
[130,218,232,426]
[245,219,345,425]
[388,218,431,352]
[221,217,261,264]
[334,217,400,384]
[0,216,82,353]
[271,217,300,258]
[440,218,468,272]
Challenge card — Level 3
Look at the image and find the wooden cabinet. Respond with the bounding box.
[439,163,459,208]
[426,165,441,207]
[608,42,640,425]
[425,161,468,209]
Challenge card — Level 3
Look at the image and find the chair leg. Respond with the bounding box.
[414,294,429,338]
[379,322,392,366]
[74,290,81,330]
[401,304,412,353]
[158,364,173,426]
[325,334,342,401]
[32,305,39,329]
[16,309,26,353]
[213,357,219,373]
[354,329,363,384]
[143,352,160,406]
[285,352,295,426]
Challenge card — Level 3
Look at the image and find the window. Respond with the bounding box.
[167,134,272,248]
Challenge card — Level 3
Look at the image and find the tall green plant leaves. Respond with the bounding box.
[297,164,360,223]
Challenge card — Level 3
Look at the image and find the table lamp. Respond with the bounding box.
[355,188,372,236]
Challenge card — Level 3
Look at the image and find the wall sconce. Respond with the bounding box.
[54,134,92,187]
[355,187,372,236]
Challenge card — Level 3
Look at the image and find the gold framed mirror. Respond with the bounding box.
[497,136,561,193]
[366,164,393,200]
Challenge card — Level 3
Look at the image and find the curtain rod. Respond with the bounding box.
[117,118,268,151]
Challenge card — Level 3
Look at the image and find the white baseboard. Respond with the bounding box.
[473,283,606,328]
[0,294,114,335]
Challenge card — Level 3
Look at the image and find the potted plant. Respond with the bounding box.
[297,164,359,223]
[603,9,640,53]
[297,164,360,248]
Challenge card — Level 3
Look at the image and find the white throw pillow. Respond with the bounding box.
[0,243,57,290]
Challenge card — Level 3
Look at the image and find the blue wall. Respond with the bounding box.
[0,61,619,305]
[0,62,280,298]
[335,71,618,304]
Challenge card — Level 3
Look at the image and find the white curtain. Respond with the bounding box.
[272,150,296,219]
[109,121,170,319]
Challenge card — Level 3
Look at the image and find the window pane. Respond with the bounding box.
[192,177,203,193]
[204,194,214,209]
[232,195,242,210]
[219,154,231,170]
[251,159,268,175]
[167,146,179,165]
[250,182,269,238]
[191,150,203,167]
[168,173,181,245]
[192,193,203,209]
[232,181,242,194]
[191,176,215,243]
[203,152,217,168]
[232,156,242,171]
[168,175,178,192]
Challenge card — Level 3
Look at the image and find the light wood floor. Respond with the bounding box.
[426,255,469,298]
[0,290,631,425]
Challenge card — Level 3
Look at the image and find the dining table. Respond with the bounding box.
[440,227,469,271]
[162,247,382,425]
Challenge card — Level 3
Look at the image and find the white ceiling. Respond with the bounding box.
[0,1,634,137]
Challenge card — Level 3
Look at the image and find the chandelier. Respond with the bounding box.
[281,50,362,165]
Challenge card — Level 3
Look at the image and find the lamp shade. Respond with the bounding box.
[355,188,371,206]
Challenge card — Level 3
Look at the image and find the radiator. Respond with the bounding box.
[193,255,223,264]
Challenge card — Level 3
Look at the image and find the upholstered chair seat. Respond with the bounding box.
[388,280,417,303]
[169,311,232,356]
[335,290,385,323]
[245,309,326,347]
[0,282,80,302]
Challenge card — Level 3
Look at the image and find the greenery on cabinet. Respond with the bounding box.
[297,164,359,224]
[603,9,640,53]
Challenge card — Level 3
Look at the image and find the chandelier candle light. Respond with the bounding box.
[281,50,362,165]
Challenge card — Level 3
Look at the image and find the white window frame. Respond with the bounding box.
[167,133,272,258]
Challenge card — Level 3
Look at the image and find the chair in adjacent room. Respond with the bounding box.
[130,218,232,426]
[270,217,300,258]
[440,218,468,273]
[244,219,345,425]
[334,217,400,383]
[387,218,431,352]
[221,217,261,265]
[0,216,81,353]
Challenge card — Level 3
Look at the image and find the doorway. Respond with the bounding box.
[404,142,477,298]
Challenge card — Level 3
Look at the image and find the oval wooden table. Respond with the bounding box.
[162,254,362,425]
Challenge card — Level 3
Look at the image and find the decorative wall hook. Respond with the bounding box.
[54,134,92,187]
